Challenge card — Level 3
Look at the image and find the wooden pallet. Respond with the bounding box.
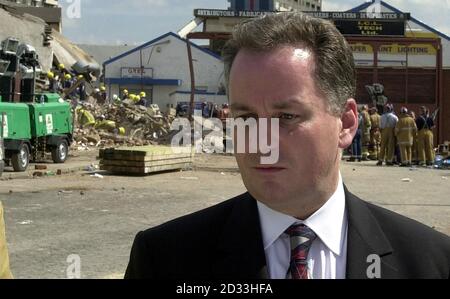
[99,146,194,175]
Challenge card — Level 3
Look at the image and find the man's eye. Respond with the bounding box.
[235,114,258,121]
[279,113,299,121]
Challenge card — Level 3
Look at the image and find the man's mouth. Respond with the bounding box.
[253,166,286,174]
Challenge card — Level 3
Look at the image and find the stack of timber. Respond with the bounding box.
[99,146,193,175]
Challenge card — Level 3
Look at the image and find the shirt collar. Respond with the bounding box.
[257,173,347,256]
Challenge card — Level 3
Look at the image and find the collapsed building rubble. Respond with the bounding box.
[72,99,178,151]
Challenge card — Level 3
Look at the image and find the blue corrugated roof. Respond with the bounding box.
[103,32,222,66]
[348,0,450,41]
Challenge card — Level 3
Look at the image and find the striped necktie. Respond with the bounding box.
[286,224,317,279]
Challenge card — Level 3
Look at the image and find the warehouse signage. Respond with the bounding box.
[350,43,436,55]
[194,9,410,21]
[194,9,275,18]
[304,11,409,21]
[121,67,154,78]
[333,20,405,36]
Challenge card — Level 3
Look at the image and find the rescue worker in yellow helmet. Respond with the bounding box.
[75,105,96,128]
[47,71,59,93]
[95,115,117,131]
[0,201,13,279]
[63,73,73,89]
[137,92,148,107]
[97,85,107,105]
[395,107,417,167]
[122,89,129,101]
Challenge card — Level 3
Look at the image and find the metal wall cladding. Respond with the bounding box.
[0,102,32,140]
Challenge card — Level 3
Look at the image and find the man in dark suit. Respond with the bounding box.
[125,12,450,279]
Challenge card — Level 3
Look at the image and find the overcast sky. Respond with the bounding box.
[60,0,450,45]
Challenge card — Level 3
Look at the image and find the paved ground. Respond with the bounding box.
[1,152,449,278]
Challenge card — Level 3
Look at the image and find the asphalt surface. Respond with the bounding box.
[1,153,449,278]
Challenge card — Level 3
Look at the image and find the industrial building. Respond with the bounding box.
[344,0,450,144]
[103,32,227,112]
[228,0,322,11]
[0,0,61,32]
[182,0,450,144]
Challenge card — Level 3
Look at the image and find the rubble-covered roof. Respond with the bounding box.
[0,5,98,72]
[50,29,99,71]
[0,5,53,70]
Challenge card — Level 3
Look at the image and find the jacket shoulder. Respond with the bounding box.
[124,193,250,278]
[364,200,450,275]
[138,193,246,241]
[365,201,449,243]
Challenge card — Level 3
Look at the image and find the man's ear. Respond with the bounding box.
[338,98,358,149]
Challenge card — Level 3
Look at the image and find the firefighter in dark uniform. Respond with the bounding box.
[416,106,435,166]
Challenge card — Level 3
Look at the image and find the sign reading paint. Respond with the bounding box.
[350,43,437,55]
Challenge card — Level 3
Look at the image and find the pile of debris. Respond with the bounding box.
[72,99,177,151]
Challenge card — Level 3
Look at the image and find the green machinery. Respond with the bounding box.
[0,37,73,175]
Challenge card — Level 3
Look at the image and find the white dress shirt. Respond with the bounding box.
[257,174,348,279]
[380,112,399,129]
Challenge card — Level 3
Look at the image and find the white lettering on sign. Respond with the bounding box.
[1,114,8,138]
[121,67,153,79]
[46,114,53,134]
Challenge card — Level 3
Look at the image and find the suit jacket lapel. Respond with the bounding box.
[345,188,399,278]
[211,189,399,279]
[211,193,268,279]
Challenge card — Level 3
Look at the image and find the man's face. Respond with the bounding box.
[228,46,355,216]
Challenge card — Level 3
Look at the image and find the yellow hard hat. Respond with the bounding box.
[119,127,126,136]
[58,63,65,70]
[140,91,146,98]
[77,74,84,80]
[100,86,106,91]
[123,89,129,94]
[64,74,72,80]
[47,71,54,79]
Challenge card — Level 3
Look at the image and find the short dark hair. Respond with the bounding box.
[222,12,356,116]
